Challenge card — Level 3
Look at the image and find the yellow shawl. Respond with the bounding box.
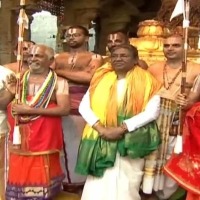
[76,63,161,177]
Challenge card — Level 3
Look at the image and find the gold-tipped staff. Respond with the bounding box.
[12,0,29,148]
[174,0,190,154]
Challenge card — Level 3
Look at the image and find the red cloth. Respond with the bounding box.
[164,102,200,196]
[7,103,63,152]
[187,193,200,200]
[69,85,88,115]
[8,152,63,185]
[6,152,64,199]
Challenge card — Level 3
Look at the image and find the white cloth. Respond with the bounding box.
[79,90,160,132]
[155,136,178,200]
[61,115,86,183]
[0,66,12,134]
[191,73,200,93]
[0,65,12,200]
[81,154,144,200]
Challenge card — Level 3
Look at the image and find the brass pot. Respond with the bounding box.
[137,20,168,38]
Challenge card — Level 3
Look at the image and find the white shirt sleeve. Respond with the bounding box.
[124,95,160,132]
[79,90,99,126]
[79,91,160,131]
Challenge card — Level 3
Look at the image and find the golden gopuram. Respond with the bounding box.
[130,20,200,66]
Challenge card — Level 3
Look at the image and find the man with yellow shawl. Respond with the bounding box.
[75,44,161,200]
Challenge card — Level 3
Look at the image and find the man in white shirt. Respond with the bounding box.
[0,65,13,200]
[75,44,161,200]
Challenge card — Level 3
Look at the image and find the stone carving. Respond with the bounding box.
[157,0,200,29]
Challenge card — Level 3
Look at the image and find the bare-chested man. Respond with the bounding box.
[52,25,103,192]
[105,31,149,70]
[0,44,70,199]
[4,40,35,73]
[147,34,200,200]
[163,67,200,200]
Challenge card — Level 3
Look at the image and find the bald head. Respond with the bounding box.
[28,44,55,73]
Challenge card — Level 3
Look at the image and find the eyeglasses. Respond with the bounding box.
[65,33,82,38]
[163,44,182,48]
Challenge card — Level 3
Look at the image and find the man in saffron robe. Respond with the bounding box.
[0,44,70,200]
[75,44,161,200]
[164,74,200,200]
[52,25,103,192]
[148,34,200,200]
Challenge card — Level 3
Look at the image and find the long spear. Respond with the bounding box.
[12,0,28,148]
[174,0,190,154]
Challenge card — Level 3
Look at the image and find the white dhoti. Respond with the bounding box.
[0,66,12,199]
[61,115,86,190]
[81,154,144,200]
[0,134,6,200]
[155,136,178,200]
[146,97,179,199]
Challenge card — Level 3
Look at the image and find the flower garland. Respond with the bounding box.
[19,69,57,122]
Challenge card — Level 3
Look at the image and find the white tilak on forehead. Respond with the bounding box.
[68,28,77,34]
[109,34,118,42]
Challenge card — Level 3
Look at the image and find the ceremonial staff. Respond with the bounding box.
[173,0,190,154]
[12,0,29,147]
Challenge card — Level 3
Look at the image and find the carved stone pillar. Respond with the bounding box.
[0,0,13,64]
[157,0,200,28]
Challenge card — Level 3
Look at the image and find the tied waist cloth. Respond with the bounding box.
[69,85,88,115]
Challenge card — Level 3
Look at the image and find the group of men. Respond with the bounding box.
[0,25,199,200]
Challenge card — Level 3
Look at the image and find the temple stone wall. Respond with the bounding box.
[0,0,162,63]
[0,0,40,64]
[0,0,13,65]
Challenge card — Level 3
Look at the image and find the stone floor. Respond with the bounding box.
[54,189,186,200]
[54,191,159,200]
[54,191,80,200]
